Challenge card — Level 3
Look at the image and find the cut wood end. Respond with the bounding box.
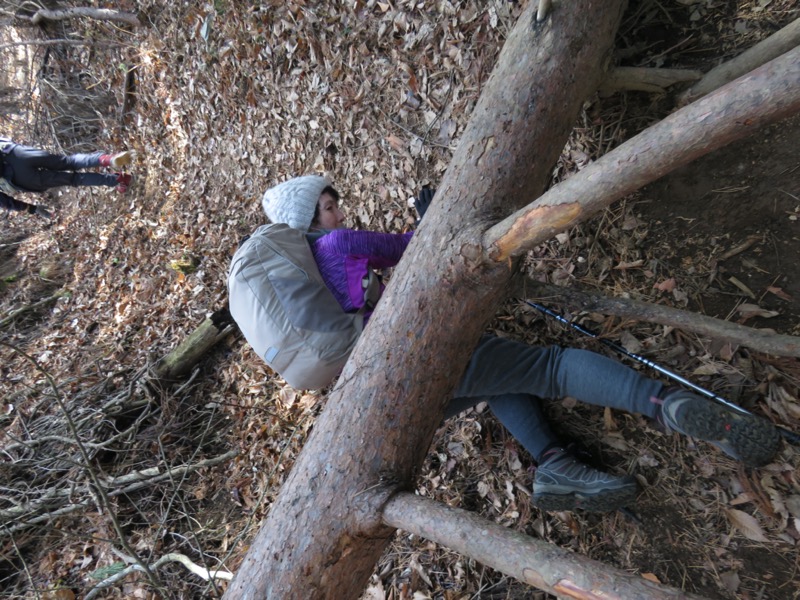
[488,202,582,263]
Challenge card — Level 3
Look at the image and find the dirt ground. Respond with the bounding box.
[641,113,800,334]
[1,1,799,599]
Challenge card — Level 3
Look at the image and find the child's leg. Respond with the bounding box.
[446,393,558,461]
[9,145,103,171]
[17,170,118,191]
[456,336,664,418]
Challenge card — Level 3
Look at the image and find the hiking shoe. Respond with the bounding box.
[99,151,132,169]
[532,448,638,513]
[660,389,780,467]
[115,172,132,194]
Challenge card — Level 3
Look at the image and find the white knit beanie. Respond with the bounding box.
[261,175,332,232]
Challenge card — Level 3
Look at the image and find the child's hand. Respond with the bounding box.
[415,187,435,222]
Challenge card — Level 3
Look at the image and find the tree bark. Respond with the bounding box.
[223,1,627,597]
[679,17,800,105]
[511,278,800,358]
[383,492,710,600]
[484,46,800,262]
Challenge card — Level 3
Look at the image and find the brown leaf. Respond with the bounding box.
[720,571,741,594]
[653,277,677,292]
[725,508,769,542]
[736,303,779,320]
[386,134,406,152]
[766,286,794,301]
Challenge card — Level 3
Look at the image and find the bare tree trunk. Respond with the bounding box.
[512,278,800,358]
[679,17,800,105]
[383,492,710,600]
[223,1,627,597]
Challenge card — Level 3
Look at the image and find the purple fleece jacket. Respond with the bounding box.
[311,229,412,319]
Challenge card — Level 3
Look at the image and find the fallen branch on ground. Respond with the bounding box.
[0,451,238,537]
[509,278,800,358]
[599,67,703,95]
[0,291,64,328]
[382,492,711,600]
[30,7,141,27]
[85,552,233,600]
[679,17,800,105]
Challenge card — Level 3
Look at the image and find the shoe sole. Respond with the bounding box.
[674,399,780,467]
[111,152,132,168]
[533,484,638,513]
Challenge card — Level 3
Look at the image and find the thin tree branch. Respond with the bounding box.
[85,552,233,600]
[599,66,703,95]
[31,7,140,27]
[0,39,124,51]
[0,291,64,328]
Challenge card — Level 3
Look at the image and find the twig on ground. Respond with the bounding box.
[85,552,233,600]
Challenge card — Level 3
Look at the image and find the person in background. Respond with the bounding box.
[256,174,782,513]
[0,137,133,219]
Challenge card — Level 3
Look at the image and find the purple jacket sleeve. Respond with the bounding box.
[314,229,412,270]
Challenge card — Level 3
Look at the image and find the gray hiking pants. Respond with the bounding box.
[445,336,665,461]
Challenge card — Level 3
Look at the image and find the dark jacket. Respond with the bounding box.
[0,190,37,214]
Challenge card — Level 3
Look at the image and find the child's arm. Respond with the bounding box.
[316,229,413,269]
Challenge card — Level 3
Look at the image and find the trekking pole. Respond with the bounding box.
[525,300,800,446]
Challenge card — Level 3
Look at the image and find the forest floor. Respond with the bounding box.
[1,1,799,599]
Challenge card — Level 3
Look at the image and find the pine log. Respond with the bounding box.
[222,1,628,597]
[679,17,800,105]
[383,492,711,600]
[154,307,235,382]
[484,46,800,262]
[510,278,800,358]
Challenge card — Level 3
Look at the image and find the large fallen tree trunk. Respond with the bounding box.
[223,7,800,600]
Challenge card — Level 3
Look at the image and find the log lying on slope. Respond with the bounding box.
[484,45,800,262]
[679,17,800,105]
[510,278,800,358]
[383,492,711,600]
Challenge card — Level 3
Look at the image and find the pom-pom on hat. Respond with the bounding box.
[261,175,331,232]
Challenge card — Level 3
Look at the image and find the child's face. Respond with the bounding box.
[315,192,346,230]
